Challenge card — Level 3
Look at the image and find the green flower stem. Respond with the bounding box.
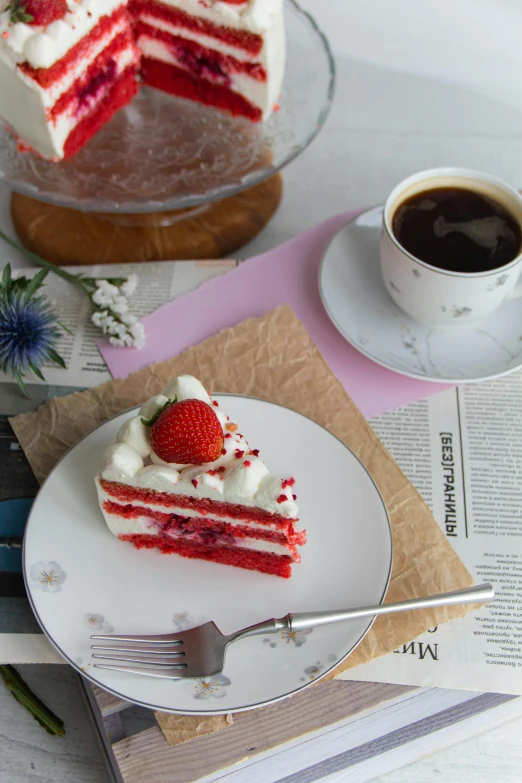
[0,229,126,293]
[0,228,84,287]
[0,665,65,736]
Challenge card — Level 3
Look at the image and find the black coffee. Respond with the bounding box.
[392,187,522,273]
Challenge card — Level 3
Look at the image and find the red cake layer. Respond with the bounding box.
[62,65,139,159]
[130,0,263,56]
[140,57,261,120]
[120,532,293,578]
[100,479,299,529]
[49,30,136,121]
[135,22,267,82]
[103,499,305,551]
[19,6,130,88]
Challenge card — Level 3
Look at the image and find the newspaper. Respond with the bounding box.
[3,260,236,389]
[342,371,522,694]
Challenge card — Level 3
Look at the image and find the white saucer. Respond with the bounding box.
[319,206,522,383]
[23,395,392,715]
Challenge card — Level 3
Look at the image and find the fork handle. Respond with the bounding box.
[231,617,289,643]
[286,583,494,632]
[230,584,493,643]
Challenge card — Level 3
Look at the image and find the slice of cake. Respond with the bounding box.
[95,375,305,578]
[0,0,285,160]
[0,0,140,160]
[131,0,285,122]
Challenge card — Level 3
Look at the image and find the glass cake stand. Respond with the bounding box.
[0,0,335,264]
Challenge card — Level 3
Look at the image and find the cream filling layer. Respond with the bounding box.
[138,36,270,111]
[45,45,138,158]
[96,483,291,533]
[134,4,285,120]
[101,511,294,557]
[22,16,131,109]
[136,12,262,62]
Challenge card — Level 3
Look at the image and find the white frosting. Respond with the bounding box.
[100,443,144,482]
[117,416,151,458]
[134,464,180,490]
[162,374,211,404]
[139,393,169,421]
[98,374,299,519]
[223,455,269,497]
[0,0,127,69]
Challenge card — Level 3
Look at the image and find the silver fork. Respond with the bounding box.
[91,583,493,679]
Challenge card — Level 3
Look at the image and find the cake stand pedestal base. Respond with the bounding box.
[10,174,282,265]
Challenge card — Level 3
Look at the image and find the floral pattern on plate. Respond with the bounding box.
[75,657,93,672]
[263,628,313,648]
[184,674,231,700]
[84,613,114,634]
[172,612,193,631]
[299,654,338,682]
[29,561,66,592]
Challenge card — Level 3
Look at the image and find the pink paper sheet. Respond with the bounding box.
[99,212,453,418]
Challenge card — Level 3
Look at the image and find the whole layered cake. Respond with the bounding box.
[95,375,306,578]
[0,0,286,160]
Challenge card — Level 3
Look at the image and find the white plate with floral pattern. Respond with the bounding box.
[319,206,522,383]
[23,395,392,715]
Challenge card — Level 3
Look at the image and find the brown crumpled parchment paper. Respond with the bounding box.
[10,305,473,747]
[154,713,234,746]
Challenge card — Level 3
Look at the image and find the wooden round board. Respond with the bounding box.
[10,174,282,265]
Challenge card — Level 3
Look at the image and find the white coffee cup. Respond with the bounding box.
[380,167,522,327]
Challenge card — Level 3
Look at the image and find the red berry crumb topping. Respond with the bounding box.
[282,477,296,489]
[207,469,218,476]
[277,494,288,504]
[191,479,199,489]
[22,0,68,26]
[243,460,251,467]
[224,433,232,439]
[150,398,224,464]
[218,466,226,473]
[293,494,297,500]
[212,400,219,407]
[235,450,245,459]
[250,449,260,457]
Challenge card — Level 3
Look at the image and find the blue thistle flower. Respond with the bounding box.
[0,264,66,397]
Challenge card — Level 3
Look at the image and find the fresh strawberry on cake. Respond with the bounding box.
[95,375,305,578]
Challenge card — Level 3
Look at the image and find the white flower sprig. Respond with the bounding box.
[89,276,145,348]
[0,230,146,349]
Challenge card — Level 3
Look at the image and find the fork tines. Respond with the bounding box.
[90,634,187,671]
